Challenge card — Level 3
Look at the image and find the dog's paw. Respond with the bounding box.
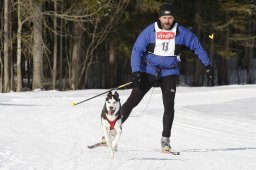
[110,150,114,158]
[112,145,118,152]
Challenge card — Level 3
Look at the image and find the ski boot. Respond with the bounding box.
[161,137,171,152]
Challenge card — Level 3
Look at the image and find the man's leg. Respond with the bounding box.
[160,75,177,138]
[121,73,155,123]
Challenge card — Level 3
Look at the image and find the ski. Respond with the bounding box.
[88,142,180,155]
[87,142,107,149]
[162,150,180,155]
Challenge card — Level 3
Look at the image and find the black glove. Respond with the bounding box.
[131,72,141,87]
[205,65,214,80]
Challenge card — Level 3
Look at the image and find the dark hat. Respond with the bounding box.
[159,4,174,17]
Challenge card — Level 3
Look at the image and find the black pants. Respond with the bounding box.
[121,73,177,138]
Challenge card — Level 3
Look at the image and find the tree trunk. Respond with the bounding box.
[193,0,201,86]
[247,16,255,84]
[9,2,14,91]
[108,40,116,87]
[52,0,58,89]
[70,23,81,90]
[0,62,2,92]
[16,0,22,91]
[32,3,43,90]
[59,0,63,90]
[223,11,229,85]
[208,35,214,86]
[3,0,10,92]
[0,52,3,92]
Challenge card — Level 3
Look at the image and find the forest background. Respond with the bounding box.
[0,0,255,92]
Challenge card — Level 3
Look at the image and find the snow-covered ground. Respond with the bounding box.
[0,85,256,170]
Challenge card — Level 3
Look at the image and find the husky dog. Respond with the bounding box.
[101,91,122,158]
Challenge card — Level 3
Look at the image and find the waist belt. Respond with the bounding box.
[142,58,178,69]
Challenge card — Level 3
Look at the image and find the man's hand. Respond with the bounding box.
[131,72,141,87]
[205,65,214,80]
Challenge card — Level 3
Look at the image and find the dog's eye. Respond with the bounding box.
[107,101,110,104]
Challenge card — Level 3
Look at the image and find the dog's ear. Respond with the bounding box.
[107,91,112,97]
[114,91,119,98]
[114,91,120,101]
[106,91,112,100]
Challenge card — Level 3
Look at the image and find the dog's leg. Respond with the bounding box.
[102,125,114,158]
[112,129,121,152]
[111,122,122,152]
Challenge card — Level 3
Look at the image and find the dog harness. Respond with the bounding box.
[105,116,119,130]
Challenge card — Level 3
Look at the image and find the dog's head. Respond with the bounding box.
[105,91,120,115]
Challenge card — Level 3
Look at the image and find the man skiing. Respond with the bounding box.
[120,3,214,152]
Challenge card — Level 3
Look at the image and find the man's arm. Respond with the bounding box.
[131,25,152,73]
[178,26,210,67]
[179,26,214,80]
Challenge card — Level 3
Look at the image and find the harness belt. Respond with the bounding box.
[142,58,178,70]
[105,116,119,130]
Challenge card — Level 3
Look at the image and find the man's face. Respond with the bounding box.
[159,16,175,30]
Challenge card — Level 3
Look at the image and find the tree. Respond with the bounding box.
[216,0,256,84]
[16,0,22,91]
[3,0,10,92]
[70,22,81,90]
[32,2,44,90]
[1,0,256,93]
[65,0,129,89]
[52,0,58,89]
[0,1,4,92]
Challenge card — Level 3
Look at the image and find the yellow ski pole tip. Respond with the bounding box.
[71,102,76,106]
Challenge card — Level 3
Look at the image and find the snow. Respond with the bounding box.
[0,85,256,170]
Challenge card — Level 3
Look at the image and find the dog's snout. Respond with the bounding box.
[109,106,113,110]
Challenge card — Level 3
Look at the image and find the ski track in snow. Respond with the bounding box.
[0,85,256,170]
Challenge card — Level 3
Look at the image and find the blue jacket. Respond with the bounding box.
[131,21,211,77]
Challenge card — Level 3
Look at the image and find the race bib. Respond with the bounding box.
[153,22,177,56]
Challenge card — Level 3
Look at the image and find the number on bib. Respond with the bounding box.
[162,42,169,51]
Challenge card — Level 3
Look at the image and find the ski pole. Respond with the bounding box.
[71,82,132,106]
